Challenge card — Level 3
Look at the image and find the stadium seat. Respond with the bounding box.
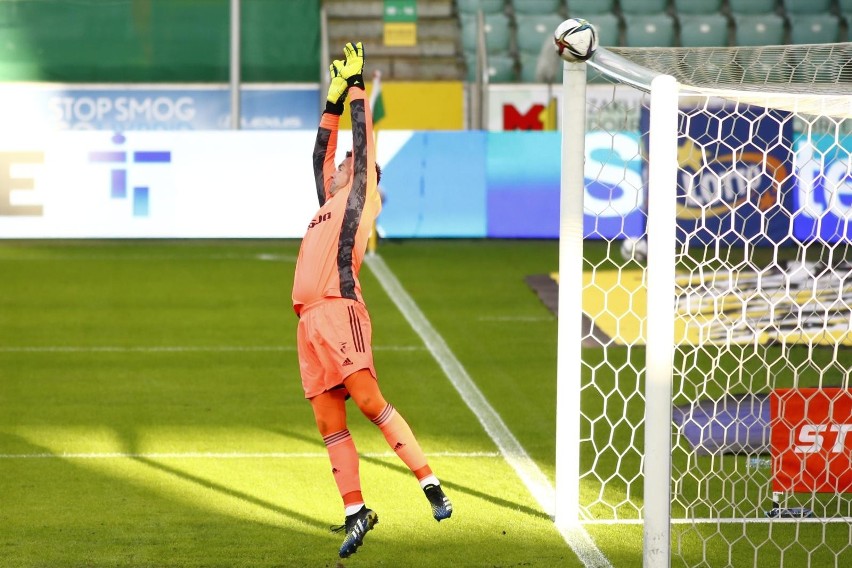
[678,13,729,47]
[673,0,722,14]
[578,12,620,46]
[460,13,512,54]
[782,0,831,14]
[465,52,517,82]
[620,0,669,15]
[732,13,786,46]
[727,0,778,15]
[516,13,565,55]
[841,0,852,12]
[566,0,615,15]
[511,0,564,15]
[788,14,840,44]
[519,51,563,83]
[457,0,506,15]
[624,13,676,47]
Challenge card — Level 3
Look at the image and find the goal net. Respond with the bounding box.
[559,43,852,567]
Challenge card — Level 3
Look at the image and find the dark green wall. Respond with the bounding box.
[0,0,320,82]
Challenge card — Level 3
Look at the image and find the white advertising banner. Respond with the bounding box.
[0,84,321,131]
[0,131,338,238]
[487,83,645,131]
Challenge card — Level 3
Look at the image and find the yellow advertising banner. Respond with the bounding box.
[340,81,464,130]
[579,267,852,347]
[383,22,417,46]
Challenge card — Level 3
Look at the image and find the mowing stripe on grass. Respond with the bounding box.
[0,451,500,460]
[366,255,612,568]
[0,345,424,353]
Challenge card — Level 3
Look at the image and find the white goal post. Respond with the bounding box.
[556,43,852,567]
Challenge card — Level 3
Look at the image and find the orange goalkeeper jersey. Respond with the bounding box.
[292,87,382,316]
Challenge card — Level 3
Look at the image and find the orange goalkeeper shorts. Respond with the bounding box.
[296,297,376,399]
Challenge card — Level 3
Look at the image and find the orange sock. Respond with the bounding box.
[372,404,430,474]
[323,429,362,506]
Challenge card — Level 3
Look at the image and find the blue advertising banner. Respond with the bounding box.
[379,131,488,238]
[485,131,644,239]
[793,133,852,243]
[641,103,795,246]
[0,85,320,131]
[378,131,643,239]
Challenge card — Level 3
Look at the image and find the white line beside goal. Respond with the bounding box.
[366,254,613,568]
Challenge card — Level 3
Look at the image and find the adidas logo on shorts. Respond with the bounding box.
[342,358,353,366]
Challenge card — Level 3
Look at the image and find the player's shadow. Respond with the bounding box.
[270,427,550,520]
[131,456,328,529]
[113,428,328,530]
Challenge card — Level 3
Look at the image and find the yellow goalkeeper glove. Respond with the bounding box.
[326,59,348,105]
[341,42,364,89]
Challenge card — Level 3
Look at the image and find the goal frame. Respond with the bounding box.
[555,44,852,567]
[556,50,680,568]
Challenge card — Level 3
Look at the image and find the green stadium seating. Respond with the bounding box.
[727,0,778,15]
[673,0,722,14]
[782,0,831,14]
[620,0,669,15]
[584,13,621,47]
[732,13,786,46]
[511,0,564,15]
[566,0,615,15]
[0,0,321,82]
[788,14,841,44]
[461,13,512,54]
[457,0,506,14]
[841,0,852,12]
[678,13,729,47]
[466,52,517,82]
[624,13,676,47]
[516,13,566,55]
[519,51,564,83]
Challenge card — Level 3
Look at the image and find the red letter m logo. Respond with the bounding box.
[502,104,545,131]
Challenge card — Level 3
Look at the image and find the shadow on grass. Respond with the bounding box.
[1,433,334,565]
[270,426,550,521]
[130,456,329,531]
[106,426,328,531]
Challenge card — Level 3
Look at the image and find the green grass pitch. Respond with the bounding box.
[1,239,849,567]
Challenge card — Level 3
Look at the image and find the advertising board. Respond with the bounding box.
[793,133,852,242]
[771,388,852,494]
[0,84,320,131]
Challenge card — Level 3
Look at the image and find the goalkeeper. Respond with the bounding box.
[291,42,453,559]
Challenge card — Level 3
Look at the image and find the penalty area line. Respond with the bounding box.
[366,255,613,568]
[0,451,501,460]
[0,345,424,353]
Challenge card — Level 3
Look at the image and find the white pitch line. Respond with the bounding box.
[0,253,298,262]
[0,451,500,460]
[477,316,555,322]
[366,255,612,568]
[0,345,424,353]
[582,517,852,525]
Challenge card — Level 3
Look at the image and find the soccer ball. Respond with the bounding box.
[553,18,598,62]
[620,237,648,263]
